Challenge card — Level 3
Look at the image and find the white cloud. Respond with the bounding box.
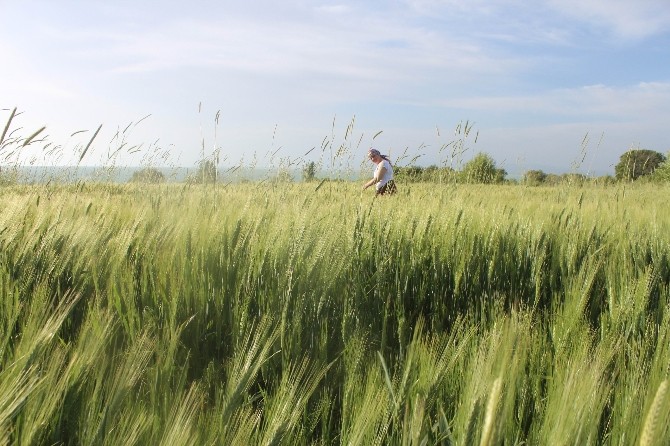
[435,82,670,120]
[547,0,670,40]
[68,11,521,107]
[315,4,352,15]
[402,0,670,43]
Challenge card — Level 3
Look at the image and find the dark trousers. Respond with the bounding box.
[376,180,397,196]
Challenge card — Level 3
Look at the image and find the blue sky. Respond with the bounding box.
[1,0,669,176]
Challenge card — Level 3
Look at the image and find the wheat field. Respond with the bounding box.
[0,181,669,445]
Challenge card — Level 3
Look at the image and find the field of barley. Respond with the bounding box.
[1,180,669,445]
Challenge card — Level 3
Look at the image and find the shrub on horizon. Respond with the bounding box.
[615,149,665,181]
[187,159,218,184]
[460,152,506,184]
[523,169,547,186]
[0,166,19,186]
[302,161,317,182]
[129,167,166,184]
[649,151,670,182]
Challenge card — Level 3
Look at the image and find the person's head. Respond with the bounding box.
[368,148,383,163]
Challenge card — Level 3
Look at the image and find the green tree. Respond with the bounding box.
[593,175,616,186]
[0,166,19,186]
[395,165,424,182]
[561,173,587,186]
[544,173,562,186]
[523,170,547,186]
[130,167,165,184]
[432,166,458,183]
[188,159,217,184]
[460,152,506,184]
[423,165,439,180]
[302,161,317,182]
[614,149,665,181]
[650,151,670,182]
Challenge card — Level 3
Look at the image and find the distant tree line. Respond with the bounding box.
[4,148,654,187]
[396,153,508,184]
[395,149,669,186]
[523,149,667,186]
[522,171,616,186]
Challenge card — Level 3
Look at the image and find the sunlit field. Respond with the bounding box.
[1,181,669,445]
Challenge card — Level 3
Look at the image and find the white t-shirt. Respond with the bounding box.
[374,159,394,190]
